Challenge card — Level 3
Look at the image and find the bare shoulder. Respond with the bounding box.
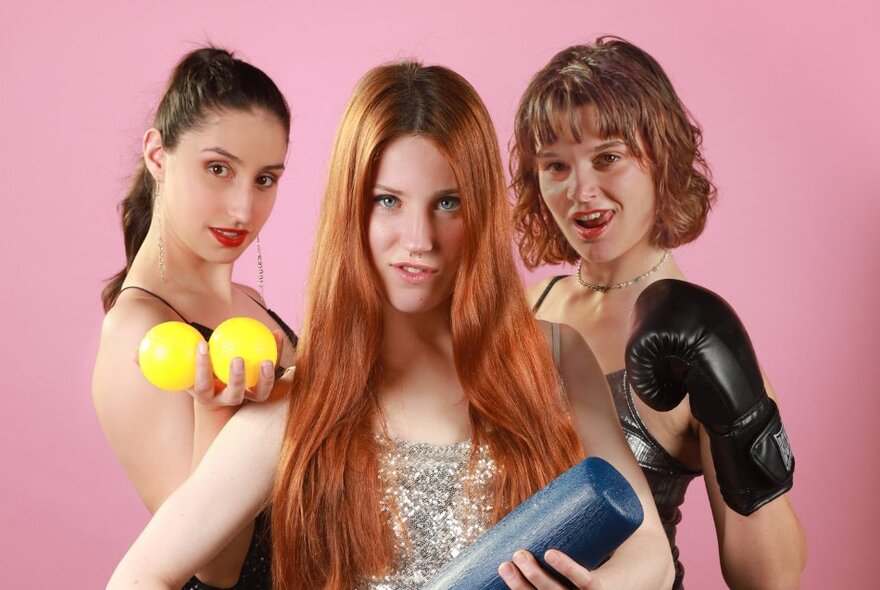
[94,292,185,403]
[235,283,265,305]
[525,276,555,307]
[92,293,199,509]
[556,322,604,383]
[100,291,182,345]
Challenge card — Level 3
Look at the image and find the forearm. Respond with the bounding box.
[720,495,806,589]
[110,399,283,590]
[593,524,674,589]
[189,403,261,585]
[192,404,238,468]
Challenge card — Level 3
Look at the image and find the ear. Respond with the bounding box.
[142,128,165,183]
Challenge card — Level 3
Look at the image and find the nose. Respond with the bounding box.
[569,160,600,203]
[226,182,255,225]
[402,208,433,255]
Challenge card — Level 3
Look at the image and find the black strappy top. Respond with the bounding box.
[117,285,296,590]
[119,285,297,346]
[533,276,699,589]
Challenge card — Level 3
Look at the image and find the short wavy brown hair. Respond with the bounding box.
[511,36,716,269]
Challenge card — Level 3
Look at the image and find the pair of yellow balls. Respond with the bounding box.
[139,318,278,391]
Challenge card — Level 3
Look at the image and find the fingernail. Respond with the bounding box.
[513,551,528,566]
[232,357,244,372]
[198,341,208,355]
[498,562,513,578]
[262,361,273,377]
[545,550,558,565]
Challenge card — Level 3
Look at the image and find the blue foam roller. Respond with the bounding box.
[423,456,643,590]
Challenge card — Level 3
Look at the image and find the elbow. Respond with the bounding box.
[107,564,176,590]
[720,552,806,590]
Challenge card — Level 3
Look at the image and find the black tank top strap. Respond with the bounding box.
[238,288,298,347]
[118,286,190,323]
[264,308,298,347]
[531,275,567,313]
[550,321,561,367]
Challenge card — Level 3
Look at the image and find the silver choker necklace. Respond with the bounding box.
[577,250,670,293]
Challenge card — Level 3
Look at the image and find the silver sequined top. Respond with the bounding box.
[360,436,497,590]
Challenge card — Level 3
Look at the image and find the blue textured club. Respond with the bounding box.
[423,456,644,589]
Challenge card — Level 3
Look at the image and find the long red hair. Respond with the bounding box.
[271,62,583,589]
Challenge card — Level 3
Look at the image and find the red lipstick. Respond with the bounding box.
[210,227,249,248]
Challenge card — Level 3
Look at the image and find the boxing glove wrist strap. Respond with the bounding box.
[706,398,795,515]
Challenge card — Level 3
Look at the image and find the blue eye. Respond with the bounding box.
[374,195,400,209]
[437,196,461,211]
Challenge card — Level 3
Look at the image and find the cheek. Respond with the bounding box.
[253,196,277,227]
[538,179,567,214]
[440,220,467,262]
[367,214,393,261]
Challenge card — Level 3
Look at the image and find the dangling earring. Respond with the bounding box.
[256,234,265,301]
[156,183,167,283]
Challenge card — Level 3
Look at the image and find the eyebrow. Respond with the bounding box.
[593,140,627,153]
[373,183,459,197]
[535,140,628,159]
[201,147,285,171]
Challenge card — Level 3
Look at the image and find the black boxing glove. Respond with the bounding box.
[625,279,794,516]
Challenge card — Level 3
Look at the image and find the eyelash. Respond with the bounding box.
[375,195,400,209]
[209,163,230,177]
[595,153,621,167]
[437,196,460,211]
[256,175,276,188]
[542,162,568,173]
[373,195,461,212]
[209,164,277,188]
[540,153,622,174]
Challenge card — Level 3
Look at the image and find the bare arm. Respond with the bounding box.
[502,323,673,589]
[107,397,287,589]
[702,371,806,589]
[556,323,674,589]
[93,301,200,511]
[92,295,281,584]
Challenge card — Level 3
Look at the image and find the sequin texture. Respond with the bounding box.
[360,437,496,589]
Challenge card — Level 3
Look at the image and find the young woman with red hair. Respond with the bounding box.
[108,61,674,590]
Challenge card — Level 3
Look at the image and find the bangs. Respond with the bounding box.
[523,75,644,161]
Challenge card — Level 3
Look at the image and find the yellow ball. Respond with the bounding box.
[138,321,205,391]
[208,317,278,388]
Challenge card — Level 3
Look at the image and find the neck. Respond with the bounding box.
[376,303,469,443]
[129,225,237,301]
[379,303,455,374]
[578,242,668,291]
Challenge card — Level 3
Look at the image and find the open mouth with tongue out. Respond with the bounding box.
[571,209,614,240]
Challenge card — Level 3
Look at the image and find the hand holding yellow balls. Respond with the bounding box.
[138,322,205,391]
[138,318,278,392]
[208,317,278,388]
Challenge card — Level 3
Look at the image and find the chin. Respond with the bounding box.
[386,293,448,316]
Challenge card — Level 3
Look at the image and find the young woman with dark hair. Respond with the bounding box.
[93,47,297,589]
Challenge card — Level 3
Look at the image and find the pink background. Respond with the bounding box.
[2,1,877,587]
